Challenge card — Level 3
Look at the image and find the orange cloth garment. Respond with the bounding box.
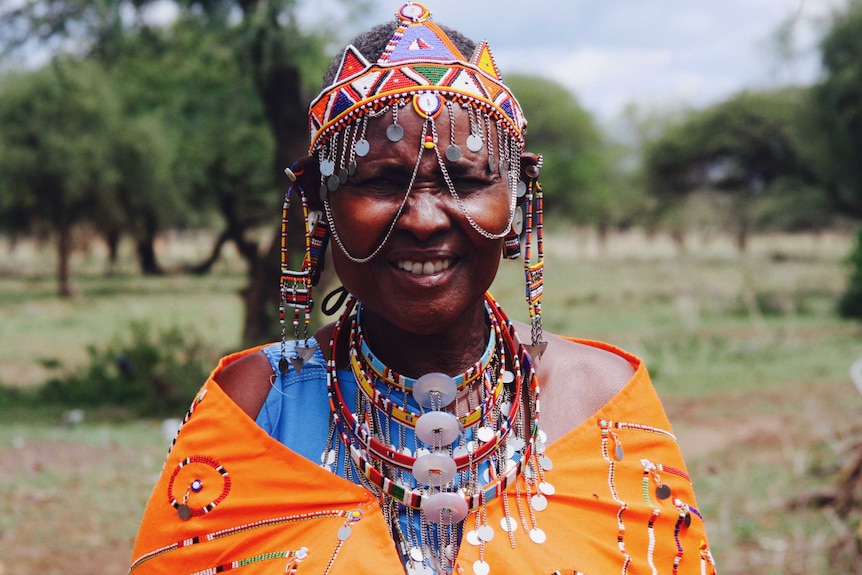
[130,341,716,575]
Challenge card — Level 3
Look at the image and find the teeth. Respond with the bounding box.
[397,259,452,275]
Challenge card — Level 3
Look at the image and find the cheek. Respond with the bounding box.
[328,195,399,254]
[457,188,513,234]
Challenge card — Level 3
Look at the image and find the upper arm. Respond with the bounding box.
[213,350,274,420]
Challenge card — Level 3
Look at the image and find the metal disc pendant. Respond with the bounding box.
[177,504,192,521]
[320,450,336,465]
[412,452,457,486]
[320,159,335,177]
[466,134,483,152]
[499,159,509,178]
[477,524,495,542]
[473,560,490,575]
[656,484,672,500]
[508,435,525,451]
[354,139,370,157]
[327,174,340,193]
[466,529,481,546]
[502,370,515,384]
[539,481,556,496]
[500,516,517,533]
[445,144,462,162]
[615,444,625,461]
[512,206,524,235]
[684,512,692,528]
[413,372,458,409]
[278,357,290,375]
[319,183,328,201]
[347,160,357,176]
[387,124,404,142]
[516,180,528,198]
[409,547,424,562]
[539,455,554,470]
[531,494,549,511]
[415,411,461,446]
[422,492,468,524]
[476,426,495,443]
[529,528,547,544]
[337,167,349,184]
[337,525,352,541]
[488,155,496,174]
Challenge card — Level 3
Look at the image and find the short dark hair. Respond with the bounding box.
[320,21,478,89]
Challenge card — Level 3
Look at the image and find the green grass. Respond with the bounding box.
[1,228,861,574]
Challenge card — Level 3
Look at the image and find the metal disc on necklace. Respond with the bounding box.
[535,440,546,455]
[337,167,349,184]
[499,159,509,179]
[413,372,458,409]
[466,134,483,152]
[508,436,525,451]
[320,159,335,177]
[531,493,548,511]
[422,492,468,524]
[512,206,524,235]
[327,174,340,193]
[445,144,462,163]
[412,452,457,486]
[615,443,625,461]
[502,370,515,384]
[466,529,481,546]
[487,154,497,174]
[684,512,692,528]
[500,516,517,533]
[319,183,328,201]
[656,484,672,500]
[347,160,357,176]
[539,481,556,496]
[387,124,404,142]
[539,454,554,471]
[538,430,548,444]
[337,525,352,541]
[529,527,547,544]
[476,426,495,443]
[477,524,495,542]
[415,411,461,446]
[516,180,528,198]
[409,546,424,562]
[408,564,434,575]
[177,504,192,521]
[453,445,470,458]
[354,139,370,157]
[320,450,336,465]
[473,560,491,575]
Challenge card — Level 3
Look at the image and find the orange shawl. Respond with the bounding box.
[130,341,715,575]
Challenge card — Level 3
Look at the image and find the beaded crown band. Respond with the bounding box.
[308,2,527,154]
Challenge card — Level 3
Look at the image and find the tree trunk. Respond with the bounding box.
[56,221,75,298]
[136,213,163,276]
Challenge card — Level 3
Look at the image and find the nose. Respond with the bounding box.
[396,186,453,241]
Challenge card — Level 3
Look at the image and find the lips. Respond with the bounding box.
[395,259,453,276]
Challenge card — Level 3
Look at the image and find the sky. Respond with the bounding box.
[302,0,845,123]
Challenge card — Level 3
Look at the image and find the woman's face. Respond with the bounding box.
[326,101,512,335]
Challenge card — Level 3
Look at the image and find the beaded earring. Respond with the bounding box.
[522,157,547,361]
[278,166,329,375]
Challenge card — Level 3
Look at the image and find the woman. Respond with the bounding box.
[130,4,715,575]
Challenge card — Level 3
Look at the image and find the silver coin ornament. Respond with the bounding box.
[354,139,370,157]
[327,174,340,192]
[499,159,509,179]
[476,426,495,443]
[466,134,483,152]
[338,167,349,184]
[445,144,462,162]
[387,124,405,142]
[512,206,524,235]
[413,373,458,409]
[539,481,556,496]
[539,454,554,471]
[529,527,547,544]
[516,180,528,198]
[473,560,491,575]
[477,524,495,542]
[488,155,496,174]
[320,159,335,177]
[319,183,328,201]
[525,164,540,179]
[500,516,518,533]
[409,546,424,562]
[177,504,192,521]
[466,529,481,546]
[347,160,357,176]
[337,525,352,541]
[531,493,548,511]
[615,444,625,461]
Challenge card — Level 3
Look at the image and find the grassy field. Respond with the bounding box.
[1,228,861,574]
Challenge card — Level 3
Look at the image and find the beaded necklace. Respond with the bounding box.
[324,293,546,575]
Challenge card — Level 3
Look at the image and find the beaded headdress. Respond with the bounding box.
[308,2,527,155]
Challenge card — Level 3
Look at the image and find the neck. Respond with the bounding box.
[357,296,490,379]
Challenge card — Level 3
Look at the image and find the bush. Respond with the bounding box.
[38,321,216,417]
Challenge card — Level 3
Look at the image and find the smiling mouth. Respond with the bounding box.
[395,259,453,276]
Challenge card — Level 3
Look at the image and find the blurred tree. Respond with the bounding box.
[505,74,632,237]
[0,0,360,343]
[642,88,832,251]
[0,60,151,296]
[810,0,862,319]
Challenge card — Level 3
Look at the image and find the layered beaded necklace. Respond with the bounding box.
[324,292,551,575]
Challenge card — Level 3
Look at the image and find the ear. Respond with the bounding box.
[286,155,323,211]
[520,152,542,181]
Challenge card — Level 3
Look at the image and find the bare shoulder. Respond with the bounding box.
[213,350,274,420]
[513,321,635,443]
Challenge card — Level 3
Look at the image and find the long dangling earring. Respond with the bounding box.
[278,166,328,375]
[523,156,547,361]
